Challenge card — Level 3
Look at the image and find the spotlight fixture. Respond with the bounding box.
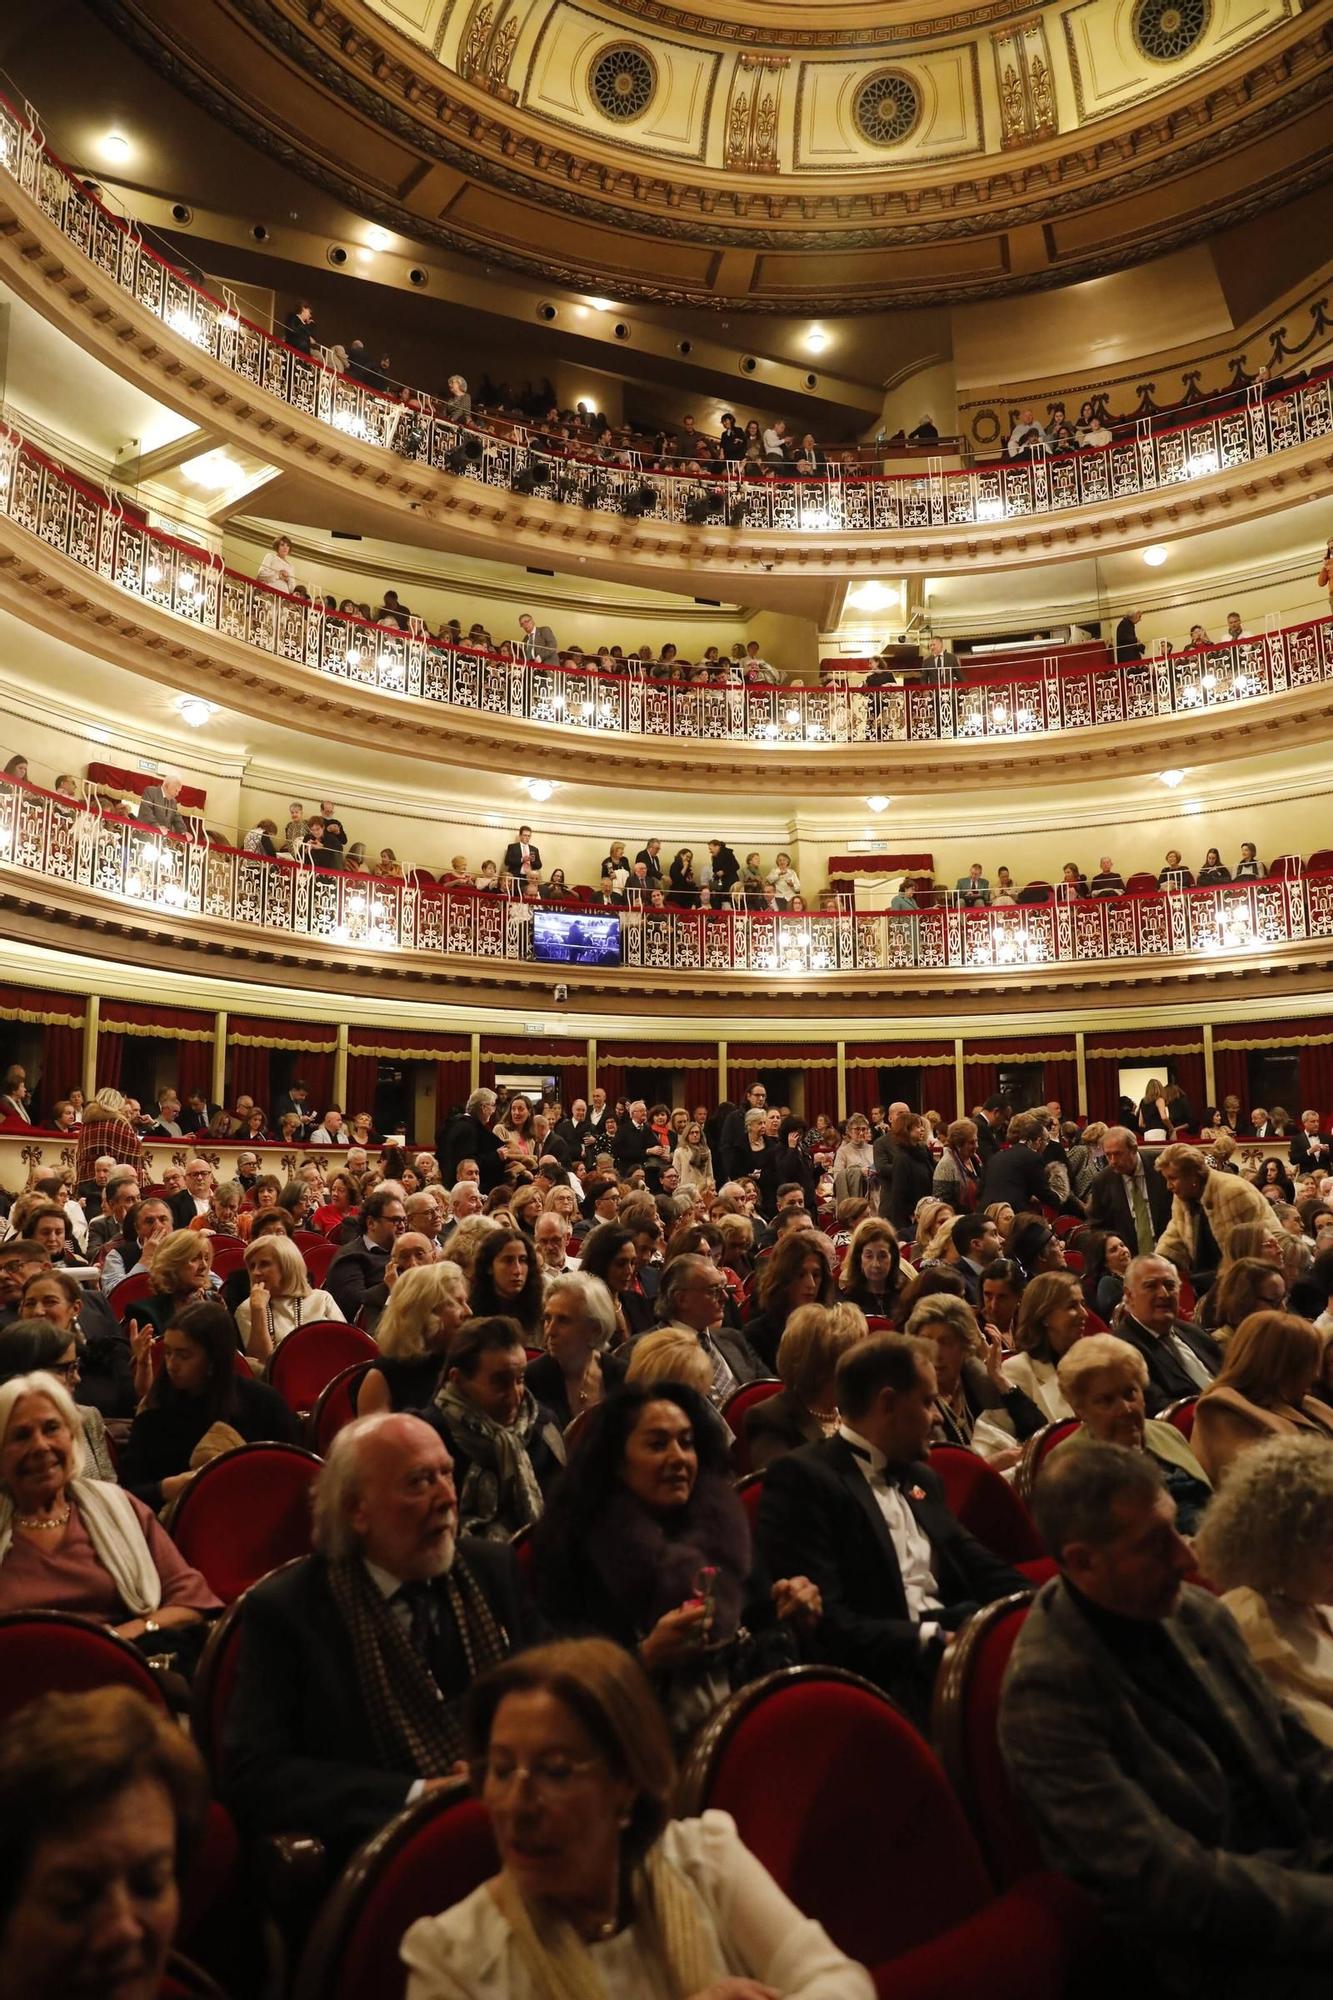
[1158,768,1185,788]
[1142,545,1168,567]
[805,327,829,352]
[865,795,891,813]
[175,694,215,728]
[526,778,555,802]
[99,132,131,164]
[366,225,391,251]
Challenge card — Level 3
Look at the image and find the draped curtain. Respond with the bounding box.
[1214,1016,1333,1124]
[1044,1058,1079,1117]
[963,1037,1076,1116]
[346,1053,379,1117]
[175,1038,214,1100]
[347,1029,471,1135]
[1083,1030,1206,1125]
[727,1047,836,1104]
[1300,1042,1333,1119]
[801,1066,839,1124]
[0,984,87,1115]
[41,1023,85,1104]
[229,1017,336,1116]
[226,1044,272,1108]
[597,1045,720,1113]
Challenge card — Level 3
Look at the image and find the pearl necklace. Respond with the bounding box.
[15,1507,70,1530]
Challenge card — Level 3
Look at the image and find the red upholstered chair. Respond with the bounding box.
[1306,848,1333,875]
[1160,1394,1198,1438]
[1062,1248,1084,1274]
[1125,872,1159,896]
[1052,1215,1082,1238]
[109,1270,154,1316]
[933,1593,1043,1889]
[169,1442,322,1603]
[302,1239,340,1286]
[1177,1275,1197,1318]
[679,1666,1093,1997]
[735,1469,765,1530]
[206,1237,247,1278]
[309,1361,372,1455]
[721,1378,783,1473]
[294,1781,497,2000]
[294,1230,326,1251]
[1013,1419,1081,1505]
[0,1608,168,1723]
[927,1445,1045,1565]
[266,1321,380,1423]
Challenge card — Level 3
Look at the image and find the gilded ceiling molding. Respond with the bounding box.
[86,0,1333,308]
[515,0,1054,49]
[724,53,790,174]
[456,0,521,103]
[993,17,1058,148]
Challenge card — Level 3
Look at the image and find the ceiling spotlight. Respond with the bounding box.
[1142,545,1168,567]
[586,297,616,312]
[175,695,215,728]
[525,778,555,802]
[99,131,131,164]
[805,328,829,352]
[848,580,894,611]
[1158,768,1185,788]
[865,794,891,813]
[366,225,391,251]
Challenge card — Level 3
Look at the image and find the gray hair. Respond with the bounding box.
[105,1164,141,1195]
[1194,1434,1333,1597]
[0,1371,88,1485]
[465,1088,497,1117]
[543,1270,617,1350]
[310,1412,402,1558]
[743,1109,767,1132]
[1031,1440,1164,1559]
[1124,1253,1177,1291]
[657,1252,717,1322]
[1056,1332,1148,1409]
[904,1293,982,1352]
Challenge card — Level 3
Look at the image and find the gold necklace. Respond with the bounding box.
[16,1506,70,1530]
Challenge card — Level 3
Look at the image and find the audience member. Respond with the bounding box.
[524,1272,626,1429]
[1154,1142,1271,1290]
[1086,1126,1172,1255]
[423,1316,565,1540]
[1001,1271,1089,1421]
[905,1293,1043,1464]
[649,1253,766,1397]
[325,1186,408,1319]
[1054,1333,1212,1532]
[1191,1310,1333,1483]
[738,1231,836,1373]
[1115,1254,1221,1410]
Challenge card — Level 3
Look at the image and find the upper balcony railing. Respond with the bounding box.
[3,419,1331,753]
[3,775,1329,984]
[2,87,1332,541]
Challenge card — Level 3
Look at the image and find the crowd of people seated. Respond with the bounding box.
[5,1062,1333,1991]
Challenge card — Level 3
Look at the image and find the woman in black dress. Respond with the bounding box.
[358,1260,470,1415]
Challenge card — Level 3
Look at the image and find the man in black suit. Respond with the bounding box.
[325,1186,408,1320]
[166,1157,216,1232]
[273,1079,318,1135]
[1291,1109,1333,1178]
[978,1110,1051,1212]
[971,1096,1005,1164]
[612,1099,662,1174]
[634,838,665,887]
[1085,1126,1172,1257]
[757,1332,1025,1719]
[501,825,542,881]
[1114,1255,1220,1414]
[437,1088,504,1192]
[179,1089,222,1136]
[551,1096,587,1160]
[645,1253,767,1400]
[223,1412,539,1866]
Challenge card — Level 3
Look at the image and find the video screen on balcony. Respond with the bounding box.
[531,908,622,967]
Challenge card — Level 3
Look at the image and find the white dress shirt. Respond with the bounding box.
[838,1422,943,1635]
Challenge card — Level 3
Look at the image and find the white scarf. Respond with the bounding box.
[0,1478,162,1615]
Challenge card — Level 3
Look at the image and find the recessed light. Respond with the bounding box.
[586,297,616,312]
[848,581,894,611]
[525,778,555,802]
[1142,545,1168,567]
[175,695,215,728]
[1158,768,1185,788]
[806,328,829,352]
[366,225,391,251]
[99,132,131,164]
[865,794,891,813]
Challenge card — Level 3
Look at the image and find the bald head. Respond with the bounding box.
[313,1412,456,1577]
[389,1231,437,1275]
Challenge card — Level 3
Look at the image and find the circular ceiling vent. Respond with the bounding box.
[1132,0,1209,62]
[853,70,922,148]
[590,44,657,122]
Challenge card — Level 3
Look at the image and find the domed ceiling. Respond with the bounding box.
[90,0,1332,306]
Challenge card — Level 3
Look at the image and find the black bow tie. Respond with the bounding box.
[845,1441,912,1489]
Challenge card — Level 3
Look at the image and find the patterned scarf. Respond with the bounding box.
[492,1845,725,2000]
[434,1384,561,1540]
[325,1552,509,1777]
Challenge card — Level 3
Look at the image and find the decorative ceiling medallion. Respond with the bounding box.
[589,42,657,121]
[1132,0,1210,64]
[853,70,923,148]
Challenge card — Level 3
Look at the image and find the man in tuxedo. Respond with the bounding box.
[647,1253,767,1401]
[1115,1255,1220,1413]
[1086,1127,1172,1257]
[757,1333,1025,1718]
[1291,1109,1333,1178]
[515,611,558,665]
[223,1412,538,1865]
[501,825,542,881]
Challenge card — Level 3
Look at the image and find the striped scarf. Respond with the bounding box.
[492,1845,725,2000]
[326,1553,509,1777]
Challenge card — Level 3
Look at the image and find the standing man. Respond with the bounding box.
[516,612,558,665]
[635,838,665,888]
[502,826,542,882]
[137,776,188,836]
[1086,1127,1172,1256]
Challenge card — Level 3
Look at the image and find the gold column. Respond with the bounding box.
[1075,1031,1088,1119]
[718,1039,728,1101]
[836,1040,847,1121]
[1203,1023,1216,1110]
[470,1032,481,1094]
[333,1022,349,1110]
[954,1038,966,1120]
[82,993,99,1101]
[211,1010,227,1108]
[586,1038,596,1101]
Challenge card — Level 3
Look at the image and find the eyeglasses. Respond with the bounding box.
[49,1359,81,1380]
[471,1755,602,1801]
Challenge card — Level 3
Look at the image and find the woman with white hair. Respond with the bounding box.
[1195,1433,1333,1746]
[358,1262,470,1416]
[525,1270,627,1429]
[0,1370,220,1639]
[905,1293,1045,1465]
[1054,1332,1212,1534]
[235,1232,343,1363]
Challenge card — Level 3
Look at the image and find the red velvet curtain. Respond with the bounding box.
[346,1053,379,1117]
[1085,1060,1121,1123]
[921,1065,960,1120]
[297,1052,335,1109]
[801,1067,839,1123]
[844,1067,879,1115]
[1044,1058,1079,1116]
[40,1022,85,1106]
[96,1031,123,1091]
[226,1045,272,1109]
[1300,1042,1333,1120]
[1211,1048,1249,1119]
[174,1038,213,1100]
[595,1064,628,1105]
[963,1061,1000,1107]
[435,1059,472,1133]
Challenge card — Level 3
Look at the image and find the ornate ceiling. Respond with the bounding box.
[85,0,1333,305]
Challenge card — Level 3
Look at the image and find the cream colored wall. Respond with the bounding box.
[873,361,959,441]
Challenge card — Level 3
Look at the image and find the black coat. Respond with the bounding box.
[980,1144,1051,1213]
[1115,1313,1221,1415]
[709,845,741,892]
[325,1238,391,1321]
[888,1143,934,1233]
[756,1435,1025,1719]
[1086,1161,1172,1245]
[222,1542,539,1865]
[524,1350,627,1430]
[1290,1131,1333,1176]
[759,1145,816,1220]
[119,1377,298,1508]
[439,1112,504,1193]
[612,1119,659,1172]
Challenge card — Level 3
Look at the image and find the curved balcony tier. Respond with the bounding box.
[4,777,1332,1014]
[2,91,1331,595]
[3,422,1331,791]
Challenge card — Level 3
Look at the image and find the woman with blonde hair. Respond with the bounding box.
[359,1261,470,1415]
[1192,1310,1333,1483]
[1002,1271,1089,1421]
[132,1230,221,1340]
[624,1326,714,1397]
[444,1213,502,1282]
[905,1293,1044,1463]
[233,1231,342,1362]
[912,1197,954,1260]
[746,1301,868,1471]
[672,1118,714,1193]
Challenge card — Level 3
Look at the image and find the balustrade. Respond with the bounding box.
[1,85,1331,542]
[3,776,1330,983]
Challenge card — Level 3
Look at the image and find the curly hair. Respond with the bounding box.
[1195,1433,1333,1596]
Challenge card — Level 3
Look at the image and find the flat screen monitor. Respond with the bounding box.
[531,907,622,967]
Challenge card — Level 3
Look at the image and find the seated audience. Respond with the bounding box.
[742,1230,837,1372]
[223,1411,538,1865]
[1115,1254,1221,1411]
[400,1637,873,1998]
[469,1227,544,1343]
[757,1333,1026,1719]
[837,1215,903,1321]
[359,1229,440,1337]
[0,1684,209,2000]
[1001,1443,1333,1988]
[325,1186,408,1320]
[1001,1271,1090,1421]
[1054,1333,1212,1533]
[128,1229,220,1340]
[578,1223,653,1340]
[1192,1310,1333,1484]
[905,1293,1044,1465]
[234,1231,344,1361]
[0,1319,116,1480]
[1007,1216,1068,1282]
[649,1253,766,1398]
[0,1371,220,1644]
[118,1301,297,1510]
[531,1385,821,1742]
[1081,1228,1131,1319]
[18,1265,132,1420]
[1203,1254,1288,1343]
[980,1256,1024,1339]
[524,1271,627,1430]
[423,1317,565,1540]
[1195,1434,1333,1746]
[745,1302,868,1471]
[358,1261,470,1416]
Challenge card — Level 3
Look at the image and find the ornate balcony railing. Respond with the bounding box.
[2,86,1331,540]
[3,776,1330,982]
[3,420,1332,752]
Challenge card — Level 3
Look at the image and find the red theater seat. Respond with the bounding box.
[1013,1419,1081,1504]
[1160,1394,1198,1438]
[933,1593,1042,1888]
[169,1442,322,1603]
[267,1321,379,1422]
[309,1361,373,1455]
[721,1378,782,1472]
[0,1608,168,1723]
[302,1239,340,1286]
[927,1445,1046,1565]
